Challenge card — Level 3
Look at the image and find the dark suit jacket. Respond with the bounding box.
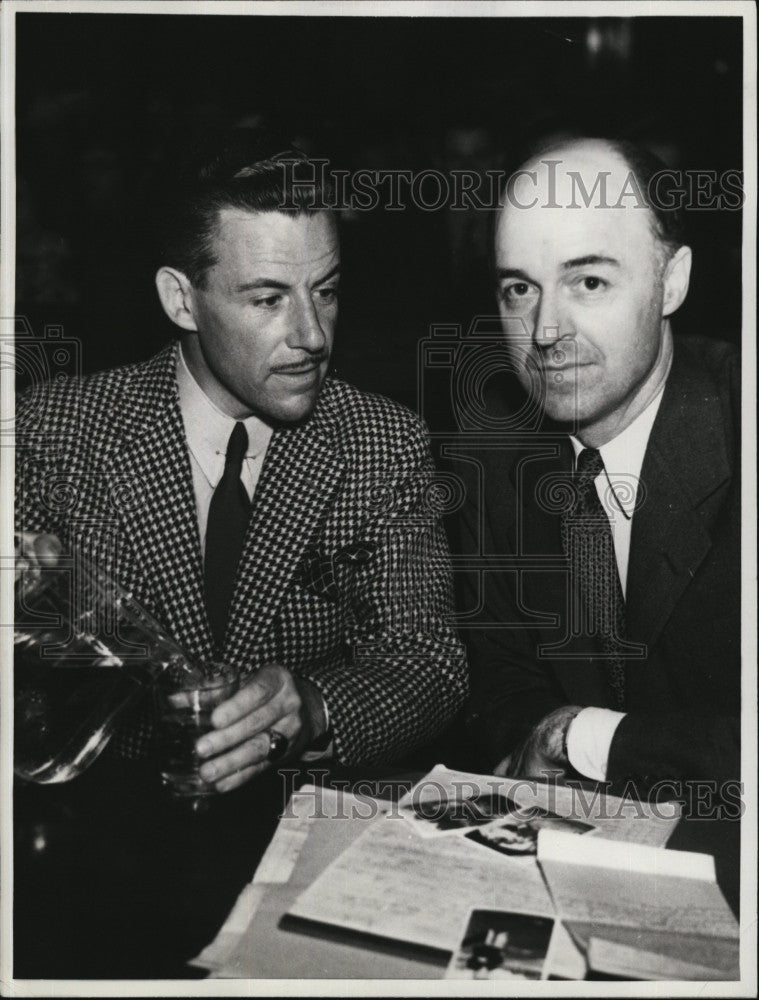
[16,341,468,766]
[453,335,740,789]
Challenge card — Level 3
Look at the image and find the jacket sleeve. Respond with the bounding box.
[300,417,469,767]
[607,712,740,790]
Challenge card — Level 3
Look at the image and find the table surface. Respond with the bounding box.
[12,752,741,981]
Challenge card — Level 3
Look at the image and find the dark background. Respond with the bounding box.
[15,13,743,417]
[10,18,747,979]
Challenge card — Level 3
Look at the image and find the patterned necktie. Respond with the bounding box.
[204,421,251,651]
[563,447,627,710]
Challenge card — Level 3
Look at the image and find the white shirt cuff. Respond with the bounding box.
[566,707,626,781]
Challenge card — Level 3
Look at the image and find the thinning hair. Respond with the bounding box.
[515,135,688,261]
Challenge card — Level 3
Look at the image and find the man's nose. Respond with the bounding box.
[533,290,570,348]
[288,295,327,353]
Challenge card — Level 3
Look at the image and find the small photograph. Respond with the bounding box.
[400,790,526,838]
[465,811,595,858]
[446,908,556,980]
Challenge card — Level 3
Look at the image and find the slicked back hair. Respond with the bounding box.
[160,127,334,288]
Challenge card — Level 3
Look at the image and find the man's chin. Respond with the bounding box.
[540,392,584,428]
[261,388,323,426]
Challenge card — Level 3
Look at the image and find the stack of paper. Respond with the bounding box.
[286,766,738,981]
[537,828,739,979]
[193,766,738,981]
[194,786,441,979]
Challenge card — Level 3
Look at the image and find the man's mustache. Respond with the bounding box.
[271,354,330,373]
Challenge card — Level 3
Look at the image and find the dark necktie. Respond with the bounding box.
[204,422,251,651]
[562,447,627,710]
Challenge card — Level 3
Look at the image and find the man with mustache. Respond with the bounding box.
[457,137,740,794]
[15,128,467,789]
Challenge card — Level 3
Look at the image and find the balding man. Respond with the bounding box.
[456,138,740,794]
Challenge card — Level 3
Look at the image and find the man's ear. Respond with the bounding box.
[662,245,692,318]
[155,267,198,332]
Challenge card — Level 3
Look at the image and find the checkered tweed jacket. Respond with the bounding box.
[16,341,468,766]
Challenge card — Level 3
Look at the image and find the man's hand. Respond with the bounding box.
[195,664,327,793]
[15,531,62,590]
[495,705,583,781]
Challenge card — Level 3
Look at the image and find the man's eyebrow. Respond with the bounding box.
[234,265,340,295]
[561,255,620,270]
[235,278,289,293]
[312,264,341,286]
[495,267,534,283]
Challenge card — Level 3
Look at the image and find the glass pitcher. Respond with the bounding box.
[14,557,202,784]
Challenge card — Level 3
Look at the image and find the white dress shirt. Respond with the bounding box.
[565,385,666,781]
[175,344,331,755]
[176,344,273,556]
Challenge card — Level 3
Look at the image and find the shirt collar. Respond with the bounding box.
[570,382,667,516]
[176,341,273,488]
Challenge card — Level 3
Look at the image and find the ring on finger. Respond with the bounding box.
[266,728,289,763]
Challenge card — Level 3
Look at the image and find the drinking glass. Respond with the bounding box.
[154,667,239,807]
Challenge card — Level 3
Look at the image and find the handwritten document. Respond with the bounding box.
[288,767,723,964]
[200,773,733,980]
[289,811,556,952]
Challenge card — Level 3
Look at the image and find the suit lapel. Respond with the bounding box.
[223,392,344,666]
[110,342,214,661]
[110,351,345,668]
[625,346,732,650]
